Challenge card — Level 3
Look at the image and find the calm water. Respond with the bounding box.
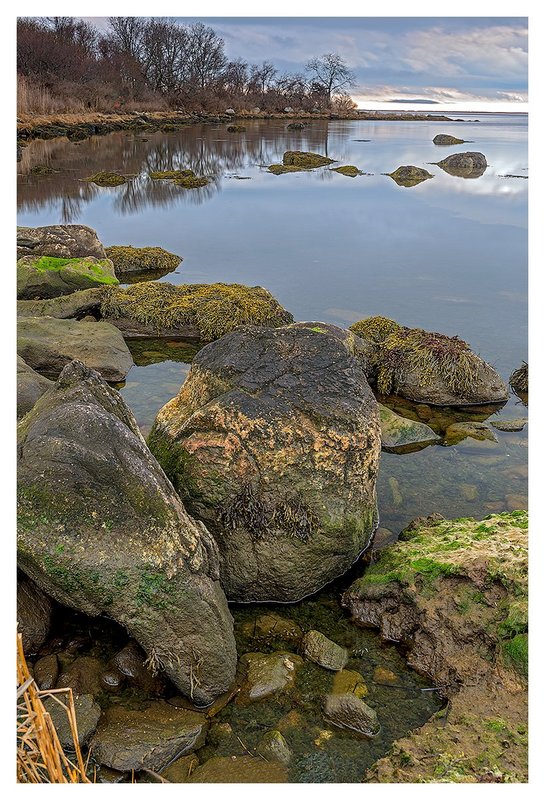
[17,117,527,780]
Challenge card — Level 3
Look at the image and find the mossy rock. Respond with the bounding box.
[331,165,363,177]
[379,403,439,452]
[149,169,195,180]
[267,164,307,175]
[104,245,181,276]
[388,166,433,187]
[227,125,246,132]
[174,174,210,189]
[509,362,528,396]
[444,421,497,445]
[100,281,293,341]
[350,315,508,406]
[17,255,118,300]
[283,150,335,168]
[85,172,127,187]
[30,164,56,175]
[433,134,466,145]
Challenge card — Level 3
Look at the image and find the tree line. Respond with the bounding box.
[17,16,357,114]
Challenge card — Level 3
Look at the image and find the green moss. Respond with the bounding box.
[101,281,293,341]
[85,172,127,187]
[135,570,171,609]
[483,717,509,733]
[149,169,195,180]
[331,165,363,177]
[29,256,119,285]
[501,634,528,678]
[105,246,181,274]
[282,151,335,168]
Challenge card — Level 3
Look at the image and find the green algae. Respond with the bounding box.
[23,256,119,286]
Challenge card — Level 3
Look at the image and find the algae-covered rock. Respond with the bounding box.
[17,574,52,655]
[283,150,335,168]
[323,693,380,736]
[30,164,56,175]
[239,612,303,644]
[332,669,368,698]
[189,755,287,782]
[17,255,118,300]
[379,404,439,452]
[17,361,237,704]
[104,245,181,277]
[237,652,302,703]
[287,122,306,130]
[509,362,528,397]
[17,316,133,381]
[100,281,293,340]
[257,730,292,764]
[435,152,487,178]
[17,355,54,418]
[331,165,363,177]
[301,630,348,671]
[388,166,433,187]
[444,421,497,445]
[347,512,529,783]
[149,322,380,602]
[90,702,208,771]
[149,169,195,180]
[267,164,307,174]
[433,134,466,145]
[350,316,508,406]
[490,418,527,433]
[17,225,106,261]
[43,694,101,748]
[85,172,127,187]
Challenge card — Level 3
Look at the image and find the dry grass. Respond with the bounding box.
[16,633,93,784]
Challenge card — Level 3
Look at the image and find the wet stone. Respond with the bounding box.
[188,755,288,783]
[110,640,166,694]
[33,654,59,690]
[323,693,380,737]
[100,668,125,693]
[43,693,101,748]
[240,612,303,644]
[237,652,302,703]
[301,630,348,671]
[257,729,292,765]
[491,419,527,432]
[96,766,128,783]
[332,669,368,698]
[162,753,199,782]
[444,422,498,445]
[56,656,104,697]
[373,666,399,685]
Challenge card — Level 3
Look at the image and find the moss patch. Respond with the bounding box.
[283,150,335,168]
[104,246,181,275]
[331,165,363,177]
[149,169,195,180]
[350,316,401,343]
[26,256,118,286]
[101,281,293,341]
[267,164,307,175]
[85,172,127,187]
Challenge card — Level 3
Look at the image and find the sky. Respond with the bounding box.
[83,15,528,111]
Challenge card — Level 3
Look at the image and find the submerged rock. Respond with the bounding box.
[100,281,293,340]
[444,421,497,445]
[17,224,106,261]
[110,640,166,694]
[239,612,303,644]
[435,151,487,178]
[301,630,348,671]
[433,134,466,145]
[189,755,287,783]
[332,669,368,698]
[17,316,133,381]
[104,245,181,277]
[17,355,54,418]
[17,361,237,704]
[17,255,118,300]
[283,150,335,168]
[379,404,439,452]
[287,122,306,130]
[257,730,292,764]
[17,574,52,655]
[149,322,381,602]
[490,418,527,432]
[90,702,208,771]
[227,124,246,132]
[350,316,508,406]
[388,166,433,187]
[323,693,380,736]
[267,163,307,174]
[237,652,302,703]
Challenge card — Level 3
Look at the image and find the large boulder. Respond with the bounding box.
[100,282,293,340]
[149,322,381,602]
[17,355,54,418]
[17,255,118,300]
[17,316,134,381]
[17,361,237,704]
[350,316,508,406]
[435,151,487,178]
[17,225,106,260]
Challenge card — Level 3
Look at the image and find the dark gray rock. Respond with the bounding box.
[323,693,380,736]
[433,134,466,145]
[17,225,106,260]
[17,360,237,704]
[43,693,101,748]
[17,355,54,418]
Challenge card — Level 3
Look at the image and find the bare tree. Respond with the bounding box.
[249,61,277,103]
[305,53,355,106]
[186,22,226,91]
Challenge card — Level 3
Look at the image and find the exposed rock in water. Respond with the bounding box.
[17,360,237,704]
[301,630,348,671]
[490,418,527,433]
[267,163,307,174]
[433,134,466,145]
[100,281,293,340]
[17,255,118,300]
[17,225,106,261]
[444,421,497,445]
[343,512,528,782]
[283,150,335,168]
[189,755,288,782]
[104,245,181,277]
[43,694,101,748]
[227,124,246,132]
[236,652,302,703]
[350,316,508,406]
[90,702,208,771]
[17,288,107,320]
[435,151,487,178]
[17,355,54,418]
[331,165,363,177]
[379,404,439,452]
[509,362,528,397]
[17,574,52,655]
[323,693,380,736]
[287,122,306,130]
[388,166,433,187]
[149,322,381,602]
[85,172,127,187]
[17,316,134,381]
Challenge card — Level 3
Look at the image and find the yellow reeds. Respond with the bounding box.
[16,633,93,783]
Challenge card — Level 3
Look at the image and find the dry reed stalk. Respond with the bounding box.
[16,633,93,783]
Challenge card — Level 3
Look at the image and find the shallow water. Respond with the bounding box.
[17,115,527,780]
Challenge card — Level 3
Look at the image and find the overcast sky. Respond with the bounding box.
[84,16,528,108]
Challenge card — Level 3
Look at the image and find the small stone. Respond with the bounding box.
[237,652,302,703]
[257,730,292,765]
[444,422,498,445]
[189,755,287,783]
[240,612,303,643]
[379,404,439,452]
[388,477,403,507]
[96,766,128,783]
[34,654,59,690]
[276,710,302,732]
[100,668,125,693]
[301,630,348,671]
[490,419,527,433]
[332,669,368,698]
[323,693,380,736]
[111,641,165,694]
